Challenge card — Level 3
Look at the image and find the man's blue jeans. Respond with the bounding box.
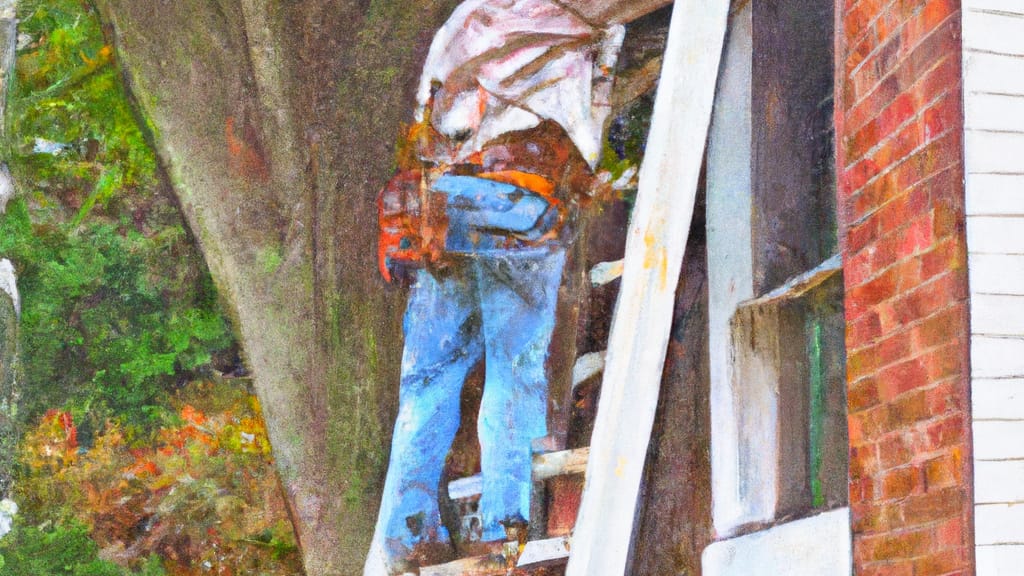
[369,246,565,568]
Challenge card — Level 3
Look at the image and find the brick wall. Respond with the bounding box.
[835,0,975,573]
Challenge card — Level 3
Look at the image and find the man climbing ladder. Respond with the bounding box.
[366,1,624,574]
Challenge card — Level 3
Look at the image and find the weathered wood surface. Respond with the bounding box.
[565,1,730,574]
[560,0,673,26]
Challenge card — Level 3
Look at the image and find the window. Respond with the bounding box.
[707,0,847,536]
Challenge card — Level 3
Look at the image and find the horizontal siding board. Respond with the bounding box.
[963,10,1024,56]
[973,421,1024,460]
[965,94,1024,133]
[975,460,1024,503]
[964,10,1024,54]
[973,378,1024,420]
[966,174,1024,216]
[965,131,1024,174]
[964,52,1024,96]
[977,545,1024,576]
[971,294,1024,336]
[967,217,1024,254]
[973,336,1024,378]
[963,0,1024,15]
[976,503,1024,545]
[969,254,1024,294]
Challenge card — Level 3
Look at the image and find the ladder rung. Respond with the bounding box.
[517,536,572,568]
[533,447,589,481]
[572,350,606,390]
[447,447,590,499]
[589,259,624,286]
[419,554,506,576]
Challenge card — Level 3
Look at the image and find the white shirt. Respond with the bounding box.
[416,0,625,168]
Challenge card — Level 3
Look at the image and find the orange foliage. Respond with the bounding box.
[16,383,300,575]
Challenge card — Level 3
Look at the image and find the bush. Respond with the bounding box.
[0,521,165,576]
[3,0,237,433]
[13,383,301,576]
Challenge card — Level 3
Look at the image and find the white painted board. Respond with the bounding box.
[565,1,731,574]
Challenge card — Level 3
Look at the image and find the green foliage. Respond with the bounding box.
[0,521,166,576]
[2,0,236,432]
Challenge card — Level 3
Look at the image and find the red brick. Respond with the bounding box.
[888,272,966,327]
[923,448,963,490]
[877,356,929,399]
[847,16,961,105]
[936,516,967,549]
[921,237,966,280]
[933,196,964,239]
[845,129,960,219]
[884,390,933,431]
[898,211,936,257]
[924,414,966,451]
[877,186,930,237]
[921,341,966,382]
[848,266,901,322]
[881,465,921,500]
[843,24,961,131]
[850,407,888,443]
[847,237,880,282]
[852,498,901,534]
[848,345,884,383]
[924,377,967,416]
[845,0,887,44]
[850,442,882,480]
[913,548,966,576]
[839,2,971,573]
[877,331,913,368]
[849,311,884,347]
[850,377,882,411]
[911,305,963,351]
[850,476,877,504]
[858,562,914,576]
[902,486,964,525]
[861,525,935,561]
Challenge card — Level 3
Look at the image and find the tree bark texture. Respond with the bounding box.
[91,0,462,572]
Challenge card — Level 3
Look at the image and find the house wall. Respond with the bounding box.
[835,0,975,572]
[962,0,1024,572]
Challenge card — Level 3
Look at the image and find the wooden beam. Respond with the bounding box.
[611,55,664,112]
[533,447,590,481]
[565,1,731,575]
[558,0,673,26]
[517,536,572,568]
[419,555,506,576]
[447,447,591,500]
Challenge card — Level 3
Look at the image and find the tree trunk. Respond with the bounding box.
[0,1,19,496]
[91,0,462,572]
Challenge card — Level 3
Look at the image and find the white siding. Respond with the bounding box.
[978,545,1024,576]
[968,254,1024,293]
[971,336,1024,379]
[971,294,1024,336]
[974,460,1024,504]
[966,174,1024,216]
[973,378,1024,420]
[964,4,1024,572]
